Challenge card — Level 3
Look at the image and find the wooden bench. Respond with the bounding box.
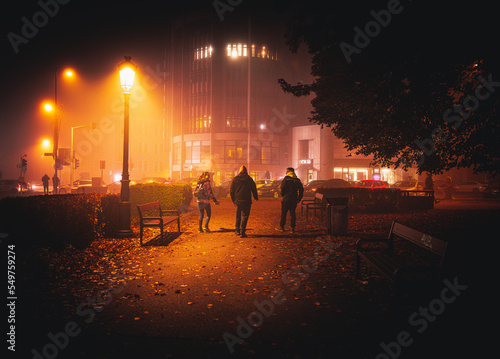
[355,221,448,285]
[137,201,180,245]
[301,193,326,220]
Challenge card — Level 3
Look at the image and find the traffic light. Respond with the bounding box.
[74,158,80,169]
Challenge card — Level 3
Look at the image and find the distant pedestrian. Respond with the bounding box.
[195,172,220,233]
[230,165,258,238]
[277,167,304,233]
[42,174,50,195]
[52,175,59,194]
[424,173,439,204]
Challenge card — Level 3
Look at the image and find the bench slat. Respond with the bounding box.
[392,222,447,257]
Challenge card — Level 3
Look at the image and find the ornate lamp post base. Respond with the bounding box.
[115,201,134,238]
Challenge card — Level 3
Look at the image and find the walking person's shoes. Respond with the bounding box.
[198,228,203,233]
[275,226,285,232]
[240,232,248,238]
[235,228,240,235]
[204,227,211,233]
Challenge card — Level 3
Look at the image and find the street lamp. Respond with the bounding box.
[115,56,136,238]
[51,67,74,194]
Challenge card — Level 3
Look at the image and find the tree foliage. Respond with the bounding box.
[279,0,499,175]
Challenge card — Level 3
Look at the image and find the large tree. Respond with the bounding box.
[279,0,500,175]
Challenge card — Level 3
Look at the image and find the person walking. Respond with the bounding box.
[277,167,304,233]
[195,172,219,233]
[230,165,258,238]
[424,172,439,204]
[42,174,50,195]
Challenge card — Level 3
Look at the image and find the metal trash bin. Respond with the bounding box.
[326,197,348,236]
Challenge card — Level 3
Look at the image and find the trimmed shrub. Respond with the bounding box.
[129,183,192,221]
[0,184,192,249]
[0,194,118,249]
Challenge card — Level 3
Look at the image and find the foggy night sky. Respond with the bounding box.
[0,0,497,182]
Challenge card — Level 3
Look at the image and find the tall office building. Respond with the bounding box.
[166,11,312,183]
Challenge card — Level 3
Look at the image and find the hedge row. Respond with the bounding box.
[0,183,192,249]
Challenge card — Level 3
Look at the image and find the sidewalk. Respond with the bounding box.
[15,199,497,359]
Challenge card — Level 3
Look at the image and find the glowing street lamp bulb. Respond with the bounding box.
[119,56,136,93]
[65,70,73,77]
[42,139,51,148]
[44,103,54,112]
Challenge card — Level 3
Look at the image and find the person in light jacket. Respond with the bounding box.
[196,172,219,233]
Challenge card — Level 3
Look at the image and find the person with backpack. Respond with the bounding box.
[277,167,304,233]
[194,172,219,233]
[230,165,258,238]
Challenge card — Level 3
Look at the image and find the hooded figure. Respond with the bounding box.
[230,165,258,237]
[277,167,304,233]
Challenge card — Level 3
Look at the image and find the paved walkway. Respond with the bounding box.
[19,198,497,359]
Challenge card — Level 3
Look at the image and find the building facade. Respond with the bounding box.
[292,125,416,185]
[166,13,311,184]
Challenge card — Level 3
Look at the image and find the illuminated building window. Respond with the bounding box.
[194,45,213,60]
[225,43,276,60]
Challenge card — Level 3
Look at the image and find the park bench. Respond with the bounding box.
[355,221,448,285]
[137,201,180,245]
[301,193,326,220]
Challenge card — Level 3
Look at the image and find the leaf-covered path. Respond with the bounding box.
[16,199,499,358]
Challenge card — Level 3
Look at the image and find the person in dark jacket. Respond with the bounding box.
[196,172,219,233]
[277,167,304,233]
[230,165,258,237]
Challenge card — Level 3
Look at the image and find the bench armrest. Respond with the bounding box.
[301,200,315,205]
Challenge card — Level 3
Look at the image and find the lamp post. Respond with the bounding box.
[115,56,136,238]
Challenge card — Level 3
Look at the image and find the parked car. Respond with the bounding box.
[455,181,486,193]
[0,179,25,195]
[178,177,198,190]
[138,177,172,185]
[394,181,425,191]
[354,180,389,189]
[255,179,274,188]
[214,178,233,197]
[107,179,138,194]
[257,180,281,198]
[59,179,108,194]
[322,179,352,188]
[303,180,326,197]
[483,181,500,198]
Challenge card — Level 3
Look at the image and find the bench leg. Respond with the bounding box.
[177,218,180,232]
[140,226,143,246]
